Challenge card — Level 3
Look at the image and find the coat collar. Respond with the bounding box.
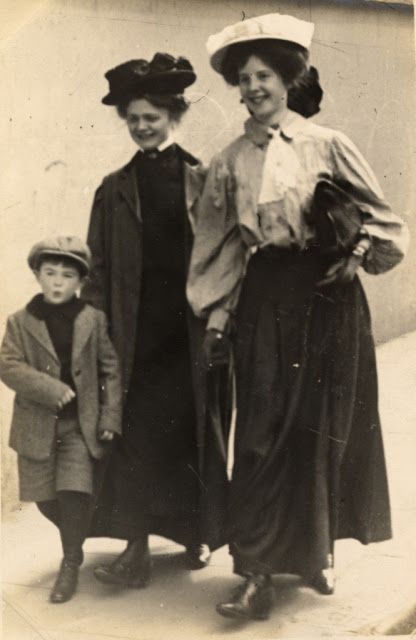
[117,144,205,228]
[23,303,95,365]
[244,109,308,147]
[118,155,140,218]
[184,161,206,231]
[24,310,59,363]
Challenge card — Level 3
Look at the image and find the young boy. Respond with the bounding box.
[0,236,122,603]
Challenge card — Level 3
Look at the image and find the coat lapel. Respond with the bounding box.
[72,307,95,366]
[24,312,59,363]
[184,161,206,233]
[117,156,142,222]
[117,148,205,231]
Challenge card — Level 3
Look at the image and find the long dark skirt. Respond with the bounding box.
[90,270,200,546]
[228,248,391,579]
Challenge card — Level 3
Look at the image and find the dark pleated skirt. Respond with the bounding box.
[228,247,391,579]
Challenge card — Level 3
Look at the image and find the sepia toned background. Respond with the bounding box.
[1,0,415,511]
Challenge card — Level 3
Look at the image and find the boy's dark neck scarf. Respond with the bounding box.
[27,294,85,322]
[27,294,86,418]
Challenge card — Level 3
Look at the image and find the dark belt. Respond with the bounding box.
[256,243,320,259]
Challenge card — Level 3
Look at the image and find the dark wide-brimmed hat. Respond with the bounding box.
[102,53,196,105]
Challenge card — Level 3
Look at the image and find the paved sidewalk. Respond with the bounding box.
[2,332,416,639]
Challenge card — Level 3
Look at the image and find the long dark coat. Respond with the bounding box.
[82,147,229,547]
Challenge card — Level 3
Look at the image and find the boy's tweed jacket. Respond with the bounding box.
[0,303,122,461]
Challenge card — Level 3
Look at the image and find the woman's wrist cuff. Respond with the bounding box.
[207,308,230,333]
[352,244,367,258]
[352,234,371,257]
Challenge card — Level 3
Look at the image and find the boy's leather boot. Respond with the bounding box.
[94,536,151,588]
[50,548,83,603]
[50,490,90,603]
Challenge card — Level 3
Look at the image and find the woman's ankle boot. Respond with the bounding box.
[94,537,151,588]
[307,553,335,595]
[216,574,275,620]
[185,543,211,569]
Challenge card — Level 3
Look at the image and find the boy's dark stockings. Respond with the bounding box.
[37,491,91,566]
[37,499,60,526]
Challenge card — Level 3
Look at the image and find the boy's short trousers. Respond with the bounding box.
[18,417,94,502]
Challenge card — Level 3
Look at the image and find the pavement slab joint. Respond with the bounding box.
[2,331,416,638]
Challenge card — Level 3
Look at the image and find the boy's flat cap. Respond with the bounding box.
[28,236,91,274]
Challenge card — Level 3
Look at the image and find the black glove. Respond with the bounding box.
[202,329,231,369]
[317,254,364,287]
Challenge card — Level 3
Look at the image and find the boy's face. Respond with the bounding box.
[35,260,82,305]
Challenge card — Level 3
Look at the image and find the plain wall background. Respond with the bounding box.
[1,0,415,512]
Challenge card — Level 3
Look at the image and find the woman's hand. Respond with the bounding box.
[203,329,231,369]
[317,254,364,288]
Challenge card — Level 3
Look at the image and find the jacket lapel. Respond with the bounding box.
[117,156,142,222]
[117,147,205,231]
[72,307,95,366]
[24,312,59,363]
[184,161,206,233]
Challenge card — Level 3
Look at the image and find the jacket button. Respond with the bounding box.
[74,370,81,376]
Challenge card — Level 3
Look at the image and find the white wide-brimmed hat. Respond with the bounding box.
[206,13,315,74]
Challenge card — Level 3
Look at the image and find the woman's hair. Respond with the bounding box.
[221,39,309,88]
[116,93,189,122]
[287,66,323,118]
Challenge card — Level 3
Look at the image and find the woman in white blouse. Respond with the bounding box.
[187,13,409,621]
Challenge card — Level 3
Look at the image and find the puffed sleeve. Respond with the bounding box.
[187,152,247,333]
[330,131,409,274]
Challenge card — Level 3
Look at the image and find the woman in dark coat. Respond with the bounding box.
[187,13,409,620]
[82,53,216,588]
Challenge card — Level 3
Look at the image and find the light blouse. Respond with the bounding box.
[187,110,409,332]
